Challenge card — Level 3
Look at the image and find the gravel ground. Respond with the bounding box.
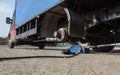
[0,45,120,75]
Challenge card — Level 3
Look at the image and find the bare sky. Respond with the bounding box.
[0,0,15,37]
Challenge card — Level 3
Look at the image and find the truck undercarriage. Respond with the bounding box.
[7,0,120,52]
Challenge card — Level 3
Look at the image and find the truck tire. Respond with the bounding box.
[8,40,14,48]
[38,44,45,49]
[93,46,114,52]
[90,37,114,52]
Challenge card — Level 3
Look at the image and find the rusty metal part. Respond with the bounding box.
[54,28,68,42]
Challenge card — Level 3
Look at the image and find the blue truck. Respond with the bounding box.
[6,0,120,53]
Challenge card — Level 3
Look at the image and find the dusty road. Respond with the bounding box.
[0,45,120,75]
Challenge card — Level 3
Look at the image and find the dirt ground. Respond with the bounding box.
[0,45,120,75]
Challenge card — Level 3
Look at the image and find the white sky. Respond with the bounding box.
[0,0,15,37]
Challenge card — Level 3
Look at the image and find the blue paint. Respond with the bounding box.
[15,0,63,28]
[69,45,81,54]
[62,43,86,55]
[69,44,85,54]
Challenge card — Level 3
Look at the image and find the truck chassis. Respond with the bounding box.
[7,0,120,52]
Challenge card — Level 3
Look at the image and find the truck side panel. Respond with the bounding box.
[15,0,64,28]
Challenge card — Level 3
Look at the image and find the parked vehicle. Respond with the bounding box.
[6,0,120,52]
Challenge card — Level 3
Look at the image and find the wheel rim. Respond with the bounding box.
[54,28,68,42]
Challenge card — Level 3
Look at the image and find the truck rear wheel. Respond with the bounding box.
[87,25,115,52]
[93,46,114,52]
[38,43,45,49]
[8,40,14,48]
[91,38,114,52]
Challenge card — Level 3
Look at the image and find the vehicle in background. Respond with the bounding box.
[6,0,120,52]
